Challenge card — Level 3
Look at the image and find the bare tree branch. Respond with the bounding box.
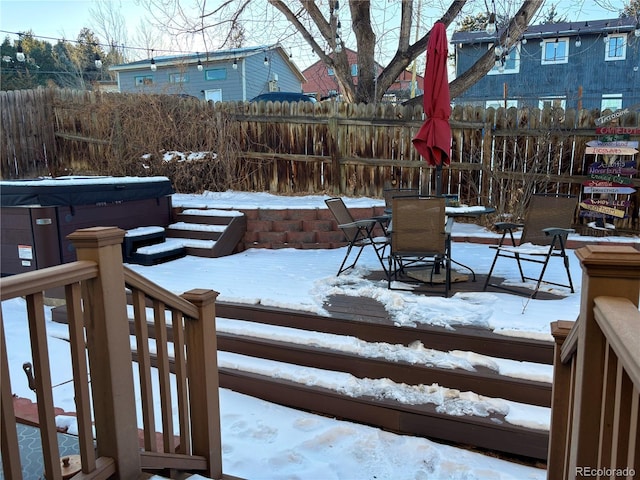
[449,0,544,99]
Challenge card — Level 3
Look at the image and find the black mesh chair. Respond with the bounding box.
[483,193,578,298]
[325,197,390,276]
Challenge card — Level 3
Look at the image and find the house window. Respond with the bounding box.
[605,34,626,61]
[205,68,227,81]
[539,97,566,110]
[350,64,358,76]
[328,68,334,76]
[541,38,569,64]
[134,75,153,86]
[169,73,188,83]
[485,99,518,109]
[204,89,222,103]
[488,44,520,75]
[601,94,622,111]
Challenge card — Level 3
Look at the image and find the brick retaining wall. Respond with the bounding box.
[238,207,388,251]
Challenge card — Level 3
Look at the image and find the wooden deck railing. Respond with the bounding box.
[1,226,225,479]
[548,245,640,480]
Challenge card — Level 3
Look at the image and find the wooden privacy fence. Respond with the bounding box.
[1,87,639,231]
[548,246,640,480]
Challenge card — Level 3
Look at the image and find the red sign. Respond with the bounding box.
[596,127,640,135]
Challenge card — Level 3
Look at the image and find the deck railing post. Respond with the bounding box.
[181,288,223,480]
[68,226,141,477]
[547,320,575,480]
[568,245,640,476]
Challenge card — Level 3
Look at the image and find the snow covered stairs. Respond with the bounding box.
[123,208,246,265]
[213,301,553,462]
[123,226,186,266]
[166,208,247,258]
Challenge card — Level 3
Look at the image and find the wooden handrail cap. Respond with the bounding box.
[182,288,219,305]
[575,245,640,275]
[67,226,125,248]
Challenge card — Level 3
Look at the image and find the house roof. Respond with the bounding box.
[301,48,424,93]
[109,44,306,81]
[451,16,637,44]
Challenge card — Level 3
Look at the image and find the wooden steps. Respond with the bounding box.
[123,227,186,266]
[213,301,551,461]
[166,208,246,258]
[122,208,246,265]
[52,296,553,461]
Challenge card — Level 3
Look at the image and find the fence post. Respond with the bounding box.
[181,288,223,479]
[67,226,141,477]
[568,245,640,475]
[547,320,575,480]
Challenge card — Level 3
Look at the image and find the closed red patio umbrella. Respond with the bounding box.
[412,22,451,196]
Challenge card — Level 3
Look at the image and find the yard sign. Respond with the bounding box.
[582,113,638,230]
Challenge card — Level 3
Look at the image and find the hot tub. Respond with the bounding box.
[1,176,174,276]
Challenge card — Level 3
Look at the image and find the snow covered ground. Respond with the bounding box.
[4,191,639,479]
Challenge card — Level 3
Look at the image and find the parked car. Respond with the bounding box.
[250,92,317,103]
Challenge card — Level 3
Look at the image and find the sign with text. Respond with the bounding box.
[579,202,626,218]
[587,140,639,148]
[583,180,631,188]
[585,146,638,155]
[588,159,637,176]
[594,102,640,126]
[596,127,640,135]
[582,198,631,208]
[599,135,631,142]
[586,174,633,185]
[583,186,636,194]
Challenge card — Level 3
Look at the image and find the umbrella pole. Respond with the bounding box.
[435,165,442,197]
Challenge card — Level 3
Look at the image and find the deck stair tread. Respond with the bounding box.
[166,222,225,241]
[179,208,245,224]
[135,237,215,252]
[168,221,228,232]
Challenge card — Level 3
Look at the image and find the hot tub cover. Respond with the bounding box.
[1,176,174,207]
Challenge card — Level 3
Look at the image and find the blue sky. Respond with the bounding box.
[0,1,146,40]
[0,0,624,70]
[0,0,622,39]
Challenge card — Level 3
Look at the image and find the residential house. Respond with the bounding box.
[302,48,425,103]
[109,44,307,102]
[451,17,640,111]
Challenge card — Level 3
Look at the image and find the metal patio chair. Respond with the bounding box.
[387,196,454,297]
[325,197,390,276]
[483,193,578,298]
[383,188,420,213]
